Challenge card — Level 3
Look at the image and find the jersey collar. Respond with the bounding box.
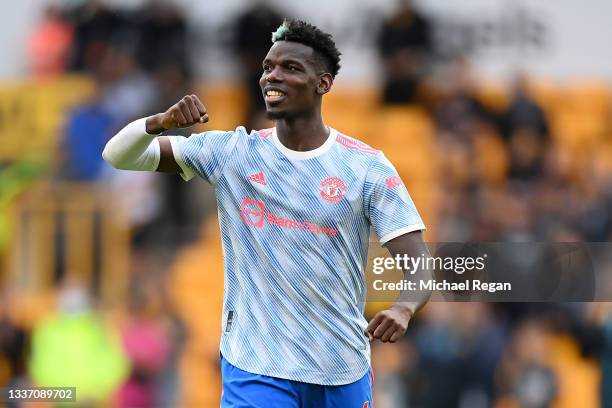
[271,126,337,160]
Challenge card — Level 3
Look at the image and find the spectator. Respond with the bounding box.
[27,5,73,78]
[495,320,558,408]
[99,45,159,124]
[501,75,550,141]
[231,0,284,130]
[65,0,124,73]
[29,279,129,404]
[433,57,497,138]
[60,77,115,181]
[376,0,433,104]
[117,283,172,408]
[502,76,551,182]
[0,293,27,390]
[137,2,190,76]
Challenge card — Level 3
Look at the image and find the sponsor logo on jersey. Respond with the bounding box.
[241,198,265,228]
[240,198,337,236]
[320,177,346,203]
[248,171,267,185]
[385,175,403,189]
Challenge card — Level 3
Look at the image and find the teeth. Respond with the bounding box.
[266,90,285,97]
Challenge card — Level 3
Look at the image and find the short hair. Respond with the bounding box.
[271,19,341,78]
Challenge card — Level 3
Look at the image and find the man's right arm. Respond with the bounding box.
[102,95,208,174]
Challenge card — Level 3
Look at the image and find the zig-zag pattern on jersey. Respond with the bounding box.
[335,133,379,156]
[174,126,425,386]
[257,128,273,139]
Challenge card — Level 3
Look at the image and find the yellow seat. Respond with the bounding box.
[526,77,562,115]
[169,216,225,408]
[551,110,607,152]
[322,87,379,143]
[562,79,611,115]
[376,107,436,176]
[475,80,509,111]
[198,83,248,131]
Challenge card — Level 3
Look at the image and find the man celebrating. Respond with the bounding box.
[103,19,430,408]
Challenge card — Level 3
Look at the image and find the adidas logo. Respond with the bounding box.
[248,171,267,185]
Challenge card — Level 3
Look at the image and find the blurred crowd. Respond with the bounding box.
[0,0,611,407]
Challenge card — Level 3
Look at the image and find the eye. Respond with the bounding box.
[263,64,272,72]
[288,66,298,72]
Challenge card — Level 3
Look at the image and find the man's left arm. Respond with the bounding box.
[365,230,432,343]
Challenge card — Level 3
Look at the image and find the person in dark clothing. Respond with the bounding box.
[65,0,124,73]
[377,0,433,104]
[137,2,190,77]
[502,76,551,181]
[501,75,550,141]
[232,1,284,129]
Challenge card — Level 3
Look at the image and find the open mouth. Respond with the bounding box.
[265,89,287,103]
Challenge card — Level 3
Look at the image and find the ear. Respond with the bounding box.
[316,73,333,95]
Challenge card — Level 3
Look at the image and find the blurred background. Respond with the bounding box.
[1,0,612,407]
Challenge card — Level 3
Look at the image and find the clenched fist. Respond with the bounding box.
[365,304,413,343]
[146,94,208,134]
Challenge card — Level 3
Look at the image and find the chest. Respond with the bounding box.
[224,152,365,227]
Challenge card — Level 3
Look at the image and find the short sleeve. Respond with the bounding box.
[168,128,241,183]
[364,153,426,244]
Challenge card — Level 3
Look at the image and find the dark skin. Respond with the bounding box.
[144,40,431,342]
[259,41,332,150]
[368,231,432,343]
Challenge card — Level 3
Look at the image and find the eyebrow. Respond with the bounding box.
[262,57,308,68]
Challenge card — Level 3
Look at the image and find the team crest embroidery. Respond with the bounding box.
[320,177,346,203]
[363,402,369,408]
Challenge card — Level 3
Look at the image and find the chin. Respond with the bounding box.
[266,109,289,120]
[265,108,304,120]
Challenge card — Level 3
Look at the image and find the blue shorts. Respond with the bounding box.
[220,355,373,408]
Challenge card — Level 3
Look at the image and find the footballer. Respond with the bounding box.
[103,19,431,408]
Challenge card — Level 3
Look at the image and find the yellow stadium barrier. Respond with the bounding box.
[0,76,93,161]
[8,183,130,309]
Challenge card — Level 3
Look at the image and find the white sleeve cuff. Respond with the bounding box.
[167,136,196,181]
[379,223,426,244]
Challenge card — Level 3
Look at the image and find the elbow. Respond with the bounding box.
[102,144,121,169]
[101,145,113,167]
[101,146,109,163]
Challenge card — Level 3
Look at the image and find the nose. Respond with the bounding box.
[264,66,283,83]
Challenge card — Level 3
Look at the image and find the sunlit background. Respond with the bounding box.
[1,0,611,407]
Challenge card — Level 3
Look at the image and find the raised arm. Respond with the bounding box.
[366,230,432,343]
[102,95,208,174]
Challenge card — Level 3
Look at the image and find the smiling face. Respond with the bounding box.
[260,41,332,120]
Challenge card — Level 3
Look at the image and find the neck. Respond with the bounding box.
[274,109,329,151]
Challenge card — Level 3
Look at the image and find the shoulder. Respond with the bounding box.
[250,127,275,144]
[191,125,249,139]
[333,130,389,171]
[332,131,399,176]
[253,127,274,139]
[183,126,250,148]
[333,130,380,158]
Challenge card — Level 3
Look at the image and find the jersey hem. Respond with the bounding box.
[220,347,371,386]
[379,223,426,244]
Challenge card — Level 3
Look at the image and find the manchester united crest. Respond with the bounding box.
[320,177,346,203]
